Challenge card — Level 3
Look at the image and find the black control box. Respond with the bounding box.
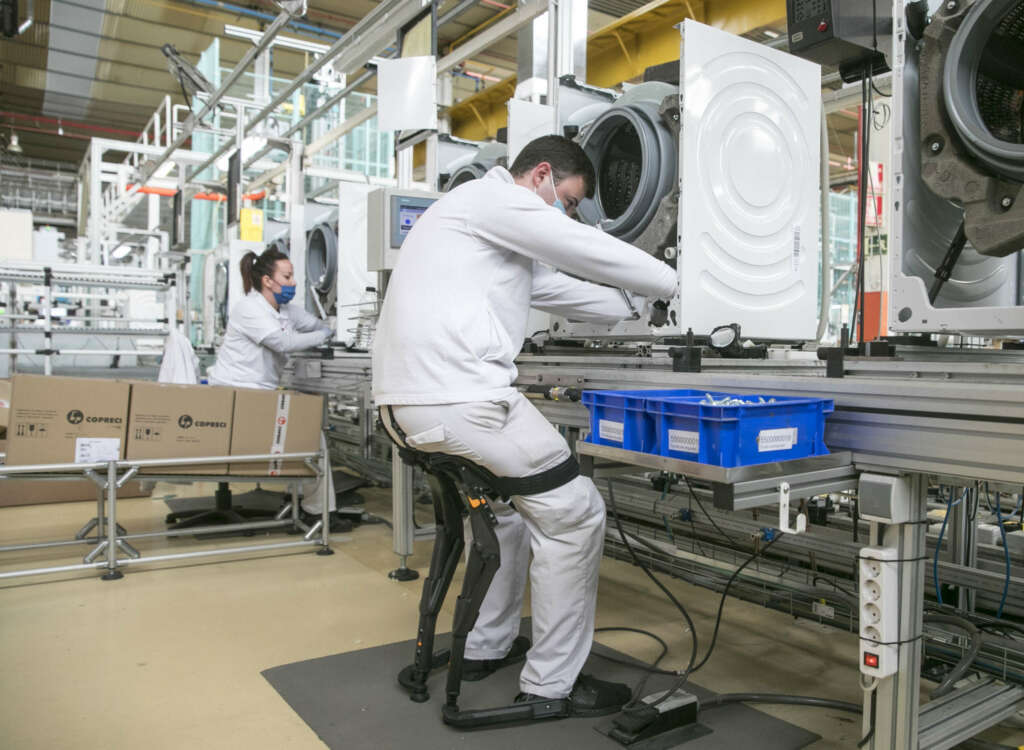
[786,0,892,81]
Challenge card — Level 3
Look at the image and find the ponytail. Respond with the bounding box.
[240,248,289,294]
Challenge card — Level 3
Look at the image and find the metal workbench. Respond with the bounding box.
[0,450,333,581]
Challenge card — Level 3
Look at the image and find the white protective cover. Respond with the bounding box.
[679,19,821,340]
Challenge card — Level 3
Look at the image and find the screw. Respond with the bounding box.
[1001,196,1013,209]
[946,0,957,10]
[930,141,942,153]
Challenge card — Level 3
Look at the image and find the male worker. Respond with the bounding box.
[373,135,677,716]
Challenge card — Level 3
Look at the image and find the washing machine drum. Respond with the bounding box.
[576,95,678,244]
[444,163,488,192]
[306,223,337,310]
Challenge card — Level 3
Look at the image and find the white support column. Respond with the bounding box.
[89,140,103,264]
[865,473,927,749]
[146,193,161,271]
[288,138,307,312]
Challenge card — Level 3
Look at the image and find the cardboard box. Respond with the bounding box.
[229,389,323,476]
[126,382,235,474]
[0,439,149,507]
[0,379,10,438]
[6,375,130,467]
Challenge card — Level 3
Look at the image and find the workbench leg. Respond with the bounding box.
[389,459,418,581]
[864,473,926,749]
[317,446,333,556]
[102,462,123,581]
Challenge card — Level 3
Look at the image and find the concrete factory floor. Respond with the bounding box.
[0,483,1021,749]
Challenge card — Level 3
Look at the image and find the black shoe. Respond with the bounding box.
[462,636,530,682]
[515,673,631,718]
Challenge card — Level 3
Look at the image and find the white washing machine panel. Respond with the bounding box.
[678,19,821,340]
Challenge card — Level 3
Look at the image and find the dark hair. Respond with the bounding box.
[509,135,596,199]
[240,248,289,294]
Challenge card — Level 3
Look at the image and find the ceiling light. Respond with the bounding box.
[111,244,133,260]
[763,29,780,39]
[7,131,23,154]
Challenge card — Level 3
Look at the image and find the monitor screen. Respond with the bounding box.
[389,194,437,248]
[398,205,427,237]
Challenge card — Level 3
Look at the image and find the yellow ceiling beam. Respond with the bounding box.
[704,0,787,35]
[449,0,787,139]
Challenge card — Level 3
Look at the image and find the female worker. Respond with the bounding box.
[208,248,342,528]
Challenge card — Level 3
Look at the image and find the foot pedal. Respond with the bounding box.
[596,690,712,749]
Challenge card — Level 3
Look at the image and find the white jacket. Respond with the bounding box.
[208,290,331,390]
[372,167,677,405]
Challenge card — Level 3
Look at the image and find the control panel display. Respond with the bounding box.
[389,195,436,249]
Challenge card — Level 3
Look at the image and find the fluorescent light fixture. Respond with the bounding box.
[111,244,133,260]
[224,24,330,55]
[762,29,780,39]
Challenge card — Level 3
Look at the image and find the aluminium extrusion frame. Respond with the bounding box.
[514,348,1024,750]
[0,450,331,581]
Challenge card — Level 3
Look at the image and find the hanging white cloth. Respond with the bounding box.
[158,328,199,385]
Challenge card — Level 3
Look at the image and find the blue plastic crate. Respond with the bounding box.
[647,393,834,467]
[580,389,731,452]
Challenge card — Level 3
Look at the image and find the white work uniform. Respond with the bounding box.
[373,167,677,699]
[209,290,335,513]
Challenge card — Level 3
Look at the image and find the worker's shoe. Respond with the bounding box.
[514,673,631,718]
[461,636,531,682]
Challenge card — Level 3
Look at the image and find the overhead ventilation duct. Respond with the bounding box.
[442,142,508,191]
[305,222,338,315]
[918,0,1024,258]
[575,81,679,253]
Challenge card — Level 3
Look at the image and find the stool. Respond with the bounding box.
[393,444,573,728]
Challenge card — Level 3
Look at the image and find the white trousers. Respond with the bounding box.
[300,432,336,514]
[382,392,606,699]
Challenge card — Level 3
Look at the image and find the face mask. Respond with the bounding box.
[273,284,296,305]
[547,172,566,215]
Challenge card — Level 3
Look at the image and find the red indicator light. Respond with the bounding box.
[864,653,879,668]
[818,21,829,32]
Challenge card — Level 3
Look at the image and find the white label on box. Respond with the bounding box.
[269,393,291,475]
[75,437,121,464]
[758,427,797,453]
[598,419,624,443]
[668,429,700,454]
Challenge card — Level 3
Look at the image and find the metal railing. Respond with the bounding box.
[0,450,332,581]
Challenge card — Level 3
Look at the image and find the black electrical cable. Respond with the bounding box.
[606,479,700,711]
[593,627,672,676]
[700,693,861,715]
[854,63,873,344]
[593,627,675,699]
[923,613,982,699]
[858,687,876,748]
[689,532,785,675]
[682,474,740,548]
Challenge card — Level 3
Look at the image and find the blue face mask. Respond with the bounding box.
[548,172,566,215]
[273,284,296,305]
